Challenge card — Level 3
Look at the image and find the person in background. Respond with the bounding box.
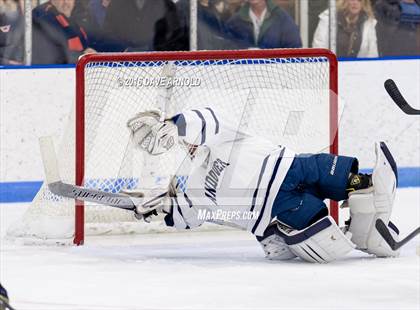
[225,0,302,49]
[374,0,420,56]
[102,0,184,52]
[177,0,241,50]
[72,0,117,52]
[272,0,295,18]
[32,0,96,64]
[312,0,378,58]
[213,0,244,20]
[225,0,245,15]
[88,0,110,28]
[0,0,24,65]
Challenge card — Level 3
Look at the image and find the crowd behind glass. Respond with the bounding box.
[0,0,419,65]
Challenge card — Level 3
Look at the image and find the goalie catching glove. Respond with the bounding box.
[127,110,178,155]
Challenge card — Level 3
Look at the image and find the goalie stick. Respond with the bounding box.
[375,219,420,251]
[384,79,420,115]
[39,136,241,229]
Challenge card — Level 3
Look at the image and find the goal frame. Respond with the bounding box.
[75,48,339,245]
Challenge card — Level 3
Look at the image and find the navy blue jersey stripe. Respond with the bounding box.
[252,148,285,234]
[177,205,184,218]
[249,155,270,213]
[184,192,193,208]
[192,109,206,144]
[164,198,175,227]
[205,107,219,134]
[171,114,187,136]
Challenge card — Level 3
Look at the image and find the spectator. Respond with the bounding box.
[72,0,116,52]
[0,0,24,65]
[225,0,302,49]
[214,0,245,20]
[177,0,240,50]
[374,0,420,56]
[102,0,185,52]
[88,0,110,28]
[32,0,96,64]
[72,0,111,29]
[225,0,245,16]
[313,0,378,58]
[273,0,296,18]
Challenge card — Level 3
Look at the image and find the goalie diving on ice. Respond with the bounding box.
[41,106,406,263]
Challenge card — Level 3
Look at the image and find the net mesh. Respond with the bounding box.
[7,53,334,243]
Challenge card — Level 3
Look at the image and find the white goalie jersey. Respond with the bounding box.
[167,107,295,236]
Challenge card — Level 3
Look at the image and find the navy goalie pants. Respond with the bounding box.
[271,153,359,230]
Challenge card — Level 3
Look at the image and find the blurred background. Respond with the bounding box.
[0,0,419,65]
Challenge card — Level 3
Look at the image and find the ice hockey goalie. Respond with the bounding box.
[127,107,400,263]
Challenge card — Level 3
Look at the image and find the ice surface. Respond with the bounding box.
[1,188,419,310]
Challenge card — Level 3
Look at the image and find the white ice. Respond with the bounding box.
[1,188,419,310]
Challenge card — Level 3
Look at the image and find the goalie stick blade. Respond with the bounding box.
[39,135,137,211]
[39,136,61,184]
[384,79,420,115]
[375,219,420,251]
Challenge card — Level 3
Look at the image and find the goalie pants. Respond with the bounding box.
[272,153,358,230]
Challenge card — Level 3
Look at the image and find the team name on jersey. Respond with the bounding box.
[204,158,229,205]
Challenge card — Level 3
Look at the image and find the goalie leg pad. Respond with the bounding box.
[279,216,355,263]
[347,142,399,257]
[347,190,400,257]
[257,224,297,260]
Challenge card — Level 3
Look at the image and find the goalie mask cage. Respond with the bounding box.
[9,49,338,245]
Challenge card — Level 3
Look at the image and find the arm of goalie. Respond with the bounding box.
[125,187,206,229]
[162,197,205,230]
[127,111,178,155]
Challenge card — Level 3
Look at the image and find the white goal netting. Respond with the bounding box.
[7,50,337,244]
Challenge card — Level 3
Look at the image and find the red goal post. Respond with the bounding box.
[74,48,339,245]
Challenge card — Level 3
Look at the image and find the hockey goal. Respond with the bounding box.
[8,49,338,245]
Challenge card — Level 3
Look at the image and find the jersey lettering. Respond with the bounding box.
[204,158,229,205]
